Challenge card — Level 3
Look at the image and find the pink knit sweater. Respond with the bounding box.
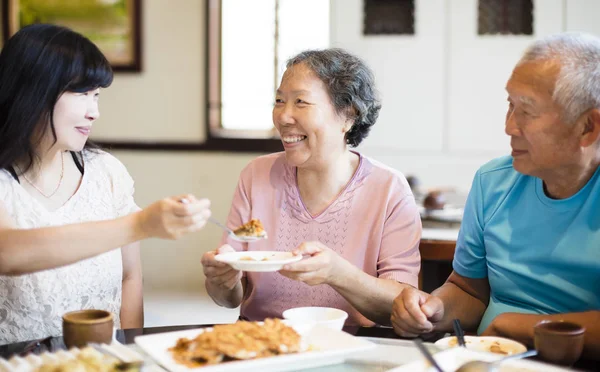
[222,152,421,326]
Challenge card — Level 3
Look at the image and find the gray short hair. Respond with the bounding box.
[286,48,381,147]
[518,32,600,124]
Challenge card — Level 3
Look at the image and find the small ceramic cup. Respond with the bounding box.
[62,309,114,349]
[534,320,585,366]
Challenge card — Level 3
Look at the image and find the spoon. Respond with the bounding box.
[453,319,466,347]
[413,338,444,372]
[179,198,266,243]
[455,349,538,372]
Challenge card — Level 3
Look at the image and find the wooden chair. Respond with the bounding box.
[418,239,456,292]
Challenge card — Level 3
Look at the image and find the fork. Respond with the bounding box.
[178,198,265,243]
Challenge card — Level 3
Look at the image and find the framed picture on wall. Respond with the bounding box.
[1,0,142,72]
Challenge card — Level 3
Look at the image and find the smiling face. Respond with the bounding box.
[44,89,100,152]
[505,60,586,179]
[273,63,352,169]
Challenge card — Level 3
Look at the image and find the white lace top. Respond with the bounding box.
[0,151,139,344]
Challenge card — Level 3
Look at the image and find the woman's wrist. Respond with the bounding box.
[129,211,152,241]
[327,257,358,289]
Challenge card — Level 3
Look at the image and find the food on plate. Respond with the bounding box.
[447,337,515,355]
[239,256,270,261]
[233,219,267,237]
[169,319,302,367]
[35,347,134,372]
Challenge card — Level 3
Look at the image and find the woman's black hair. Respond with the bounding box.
[0,23,113,172]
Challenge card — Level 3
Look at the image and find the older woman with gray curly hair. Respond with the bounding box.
[201,48,421,326]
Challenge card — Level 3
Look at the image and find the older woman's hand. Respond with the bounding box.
[201,245,243,290]
[278,241,346,286]
[137,194,211,239]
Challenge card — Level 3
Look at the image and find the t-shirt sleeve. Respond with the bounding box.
[104,154,141,218]
[220,162,253,252]
[453,170,488,279]
[377,190,422,288]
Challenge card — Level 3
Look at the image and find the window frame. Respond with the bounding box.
[97,0,283,153]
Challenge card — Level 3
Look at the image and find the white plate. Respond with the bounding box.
[435,335,527,355]
[419,206,464,222]
[135,324,375,372]
[214,251,302,272]
[388,347,571,372]
[0,343,144,372]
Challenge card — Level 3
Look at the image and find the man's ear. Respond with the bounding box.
[580,108,600,147]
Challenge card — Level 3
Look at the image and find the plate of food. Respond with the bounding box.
[388,346,570,372]
[134,318,375,372]
[434,336,527,355]
[0,343,144,372]
[215,251,302,272]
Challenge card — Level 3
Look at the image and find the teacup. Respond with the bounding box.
[62,309,114,348]
[534,320,585,366]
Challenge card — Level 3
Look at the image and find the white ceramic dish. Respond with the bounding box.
[389,347,570,372]
[215,251,302,272]
[0,343,144,372]
[434,335,527,355]
[134,324,375,372]
[282,307,348,331]
[419,206,464,222]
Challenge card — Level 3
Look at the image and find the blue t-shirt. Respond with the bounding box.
[453,156,600,334]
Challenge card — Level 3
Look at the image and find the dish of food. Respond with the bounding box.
[0,344,144,372]
[135,321,375,372]
[35,347,120,372]
[435,336,527,355]
[233,219,267,238]
[389,347,570,372]
[215,251,302,272]
[169,319,302,367]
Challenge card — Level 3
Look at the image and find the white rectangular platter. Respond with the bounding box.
[134,324,375,372]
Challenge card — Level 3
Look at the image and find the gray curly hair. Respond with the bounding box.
[286,48,381,147]
[518,32,600,124]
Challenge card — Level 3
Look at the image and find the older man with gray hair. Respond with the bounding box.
[391,32,600,359]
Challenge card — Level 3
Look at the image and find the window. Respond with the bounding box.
[207,0,330,151]
[478,0,533,35]
[363,0,415,35]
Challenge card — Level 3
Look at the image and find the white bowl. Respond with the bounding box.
[282,307,348,331]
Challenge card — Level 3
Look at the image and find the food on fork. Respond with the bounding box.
[169,319,302,367]
[233,219,267,238]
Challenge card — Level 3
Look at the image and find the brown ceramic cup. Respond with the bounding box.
[62,309,114,348]
[534,320,585,366]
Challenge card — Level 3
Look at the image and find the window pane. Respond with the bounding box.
[478,0,533,35]
[277,0,330,83]
[221,0,276,130]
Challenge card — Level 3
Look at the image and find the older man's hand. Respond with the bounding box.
[278,241,345,286]
[391,287,445,337]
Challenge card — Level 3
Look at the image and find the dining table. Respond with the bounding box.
[1,324,598,371]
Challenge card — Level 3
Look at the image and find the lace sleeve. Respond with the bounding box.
[98,152,141,217]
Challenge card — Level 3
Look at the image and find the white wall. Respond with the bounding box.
[97,0,600,291]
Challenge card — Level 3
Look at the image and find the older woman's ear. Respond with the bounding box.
[341,107,357,133]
